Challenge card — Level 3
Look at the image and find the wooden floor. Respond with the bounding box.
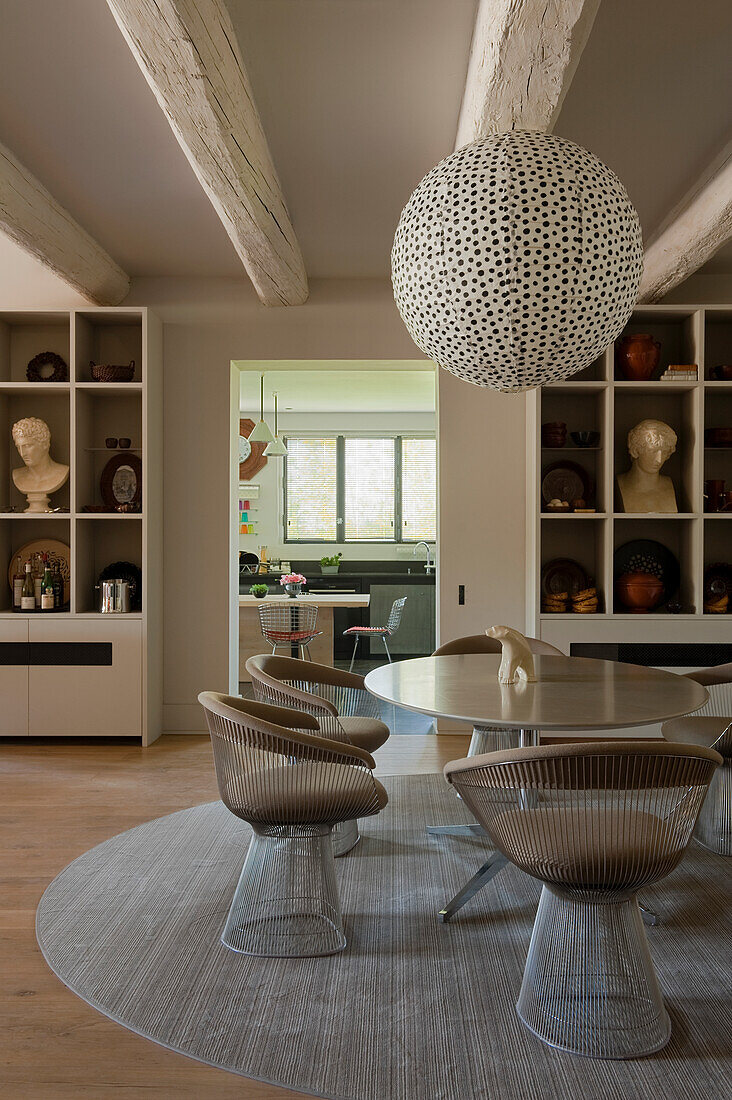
[1,732,470,1100]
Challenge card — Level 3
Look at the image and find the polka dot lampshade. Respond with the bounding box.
[391,131,643,392]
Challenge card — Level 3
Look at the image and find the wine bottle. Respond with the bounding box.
[41,557,54,611]
[12,556,23,610]
[21,562,35,611]
[51,561,63,610]
[33,553,43,608]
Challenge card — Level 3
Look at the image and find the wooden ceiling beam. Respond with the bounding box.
[455,0,601,148]
[0,140,129,305]
[106,0,308,306]
[638,139,732,302]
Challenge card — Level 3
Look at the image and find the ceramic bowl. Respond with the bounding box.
[616,571,665,613]
[570,431,600,448]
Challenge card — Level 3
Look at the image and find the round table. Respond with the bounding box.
[365,654,708,921]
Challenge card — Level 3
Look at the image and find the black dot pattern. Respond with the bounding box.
[391,131,644,392]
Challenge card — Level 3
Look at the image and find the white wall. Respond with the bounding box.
[238,410,435,562]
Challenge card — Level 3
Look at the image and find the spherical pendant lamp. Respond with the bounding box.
[391,130,643,392]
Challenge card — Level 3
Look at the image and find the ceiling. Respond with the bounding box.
[240,367,436,414]
[0,0,730,297]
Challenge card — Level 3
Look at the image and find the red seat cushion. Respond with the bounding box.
[264,629,318,642]
[344,626,387,635]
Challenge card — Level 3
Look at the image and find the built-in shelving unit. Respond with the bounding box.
[0,308,162,743]
[527,305,732,653]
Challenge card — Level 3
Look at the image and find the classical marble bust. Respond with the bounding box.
[12,417,69,512]
[617,418,678,513]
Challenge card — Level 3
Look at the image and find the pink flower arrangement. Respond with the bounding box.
[280,573,306,585]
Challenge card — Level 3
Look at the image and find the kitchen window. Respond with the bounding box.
[284,435,436,543]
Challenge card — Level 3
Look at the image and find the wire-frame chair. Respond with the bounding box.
[433,633,564,755]
[198,692,387,957]
[343,596,407,672]
[662,714,732,855]
[246,653,390,855]
[258,602,322,660]
[444,741,721,1059]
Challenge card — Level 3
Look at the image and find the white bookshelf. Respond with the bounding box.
[0,308,162,744]
[527,305,732,653]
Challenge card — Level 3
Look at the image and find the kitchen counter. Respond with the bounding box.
[239,592,370,680]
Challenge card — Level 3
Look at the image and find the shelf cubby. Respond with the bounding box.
[0,517,71,613]
[74,389,142,512]
[612,517,698,615]
[74,310,143,383]
[0,391,71,515]
[74,517,143,614]
[0,312,71,383]
[541,518,607,611]
[613,387,699,514]
[703,308,732,380]
[541,387,608,511]
[613,307,698,381]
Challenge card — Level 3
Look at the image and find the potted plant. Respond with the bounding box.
[320,552,342,575]
[249,583,269,599]
[280,572,307,598]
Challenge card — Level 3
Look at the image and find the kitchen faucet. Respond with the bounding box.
[413,541,435,574]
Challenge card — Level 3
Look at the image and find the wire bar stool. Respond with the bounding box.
[258,603,322,660]
[198,692,387,957]
[445,741,721,1058]
[246,654,390,855]
[344,596,407,672]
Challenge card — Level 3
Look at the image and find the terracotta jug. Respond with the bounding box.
[616,333,661,381]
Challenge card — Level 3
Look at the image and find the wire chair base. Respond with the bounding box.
[694,761,731,855]
[517,887,670,1059]
[222,829,346,958]
[332,817,360,857]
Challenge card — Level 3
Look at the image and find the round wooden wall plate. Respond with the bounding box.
[239,418,268,481]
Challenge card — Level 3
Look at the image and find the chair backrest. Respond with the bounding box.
[198,691,379,827]
[258,602,318,641]
[444,741,721,889]
[387,596,407,634]
[245,653,377,740]
[684,662,732,718]
[433,633,564,657]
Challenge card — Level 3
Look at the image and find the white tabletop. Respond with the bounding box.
[365,654,708,730]
[239,593,370,608]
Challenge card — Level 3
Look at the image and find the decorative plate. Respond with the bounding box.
[614,540,680,604]
[239,418,268,481]
[8,539,71,604]
[541,558,589,598]
[100,452,142,510]
[541,461,592,505]
[704,562,732,601]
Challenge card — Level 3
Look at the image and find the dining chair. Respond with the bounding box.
[433,633,564,754]
[258,602,322,660]
[246,653,389,855]
[198,692,387,957]
[343,595,407,672]
[444,740,721,1058]
[661,715,732,855]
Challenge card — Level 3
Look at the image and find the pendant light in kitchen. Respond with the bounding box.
[248,374,276,443]
[264,393,287,457]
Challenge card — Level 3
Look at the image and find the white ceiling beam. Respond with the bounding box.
[106,0,308,306]
[638,139,732,302]
[0,140,129,305]
[455,0,601,148]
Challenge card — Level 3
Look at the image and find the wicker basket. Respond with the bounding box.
[90,360,136,383]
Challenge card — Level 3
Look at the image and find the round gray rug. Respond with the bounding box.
[37,773,731,1100]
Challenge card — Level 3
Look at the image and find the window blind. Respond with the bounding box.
[344,438,395,541]
[402,438,437,541]
[285,437,338,540]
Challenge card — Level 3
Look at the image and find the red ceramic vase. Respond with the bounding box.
[616,571,665,613]
[616,333,661,381]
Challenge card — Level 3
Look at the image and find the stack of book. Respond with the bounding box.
[660,363,698,381]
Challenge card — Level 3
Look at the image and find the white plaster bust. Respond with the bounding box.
[617,418,678,514]
[12,417,69,512]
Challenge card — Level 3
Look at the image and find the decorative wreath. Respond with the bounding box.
[26,351,68,383]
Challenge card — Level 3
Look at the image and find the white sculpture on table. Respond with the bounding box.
[12,417,69,513]
[486,625,537,685]
[617,419,678,514]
